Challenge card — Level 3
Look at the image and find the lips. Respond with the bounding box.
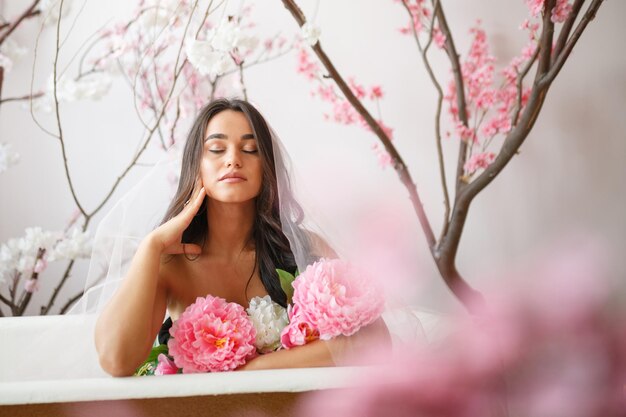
[219,172,247,181]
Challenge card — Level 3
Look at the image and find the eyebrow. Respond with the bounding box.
[205,133,256,141]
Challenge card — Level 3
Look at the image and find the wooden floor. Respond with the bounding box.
[0,392,303,417]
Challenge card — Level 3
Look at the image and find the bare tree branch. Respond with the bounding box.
[42,259,74,315]
[536,0,556,78]
[432,0,470,195]
[49,0,89,218]
[0,292,16,309]
[401,0,451,243]
[0,0,41,45]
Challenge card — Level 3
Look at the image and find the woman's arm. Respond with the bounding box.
[94,183,206,377]
[239,317,391,371]
[94,235,169,377]
[239,339,334,371]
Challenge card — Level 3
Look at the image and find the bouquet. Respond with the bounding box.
[135,295,257,375]
[134,258,384,375]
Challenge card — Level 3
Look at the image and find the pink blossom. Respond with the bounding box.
[33,258,47,274]
[348,78,366,100]
[551,0,573,23]
[369,85,384,100]
[296,48,319,80]
[24,278,39,293]
[464,152,495,175]
[314,84,338,103]
[432,27,446,49]
[526,0,545,17]
[280,303,320,349]
[455,122,477,143]
[291,259,385,340]
[168,295,257,373]
[154,354,178,375]
[525,0,572,23]
[397,0,430,34]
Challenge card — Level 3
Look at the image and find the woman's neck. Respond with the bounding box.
[204,198,256,259]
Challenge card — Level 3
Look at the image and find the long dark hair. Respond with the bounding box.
[161,98,301,307]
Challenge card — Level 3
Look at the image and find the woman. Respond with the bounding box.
[94,98,387,377]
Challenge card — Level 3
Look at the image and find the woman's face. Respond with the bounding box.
[200,110,263,204]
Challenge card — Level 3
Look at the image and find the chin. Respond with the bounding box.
[209,193,257,204]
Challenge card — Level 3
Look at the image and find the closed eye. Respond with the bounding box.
[242,149,258,154]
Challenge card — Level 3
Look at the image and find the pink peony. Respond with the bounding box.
[168,295,257,373]
[291,259,385,340]
[154,354,178,375]
[280,303,320,349]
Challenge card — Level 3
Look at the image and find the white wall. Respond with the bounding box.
[1,0,625,315]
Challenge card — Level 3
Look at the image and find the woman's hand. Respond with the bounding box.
[147,179,206,255]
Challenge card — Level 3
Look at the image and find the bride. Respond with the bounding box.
[93,98,390,377]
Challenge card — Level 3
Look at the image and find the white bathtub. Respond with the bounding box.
[0,310,442,416]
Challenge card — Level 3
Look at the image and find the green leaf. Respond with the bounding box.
[134,344,170,376]
[145,343,169,363]
[276,268,296,304]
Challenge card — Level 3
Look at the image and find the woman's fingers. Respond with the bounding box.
[179,184,205,221]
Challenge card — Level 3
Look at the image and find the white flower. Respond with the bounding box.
[0,228,59,283]
[49,72,112,102]
[48,228,91,261]
[301,22,321,46]
[185,39,231,77]
[0,53,12,72]
[0,39,27,73]
[246,295,289,353]
[139,7,171,30]
[37,0,73,25]
[0,143,20,173]
[209,19,241,52]
[236,35,259,53]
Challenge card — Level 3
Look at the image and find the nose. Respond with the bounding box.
[225,149,242,168]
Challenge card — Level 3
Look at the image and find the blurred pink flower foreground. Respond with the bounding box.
[290,258,385,340]
[298,240,626,416]
[168,295,257,373]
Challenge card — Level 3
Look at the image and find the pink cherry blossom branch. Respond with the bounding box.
[439,1,605,287]
[512,45,540,128]
[544,0,604,85]
[551,0,585,64]
[40,1,209,314]
[281,0,487,311]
